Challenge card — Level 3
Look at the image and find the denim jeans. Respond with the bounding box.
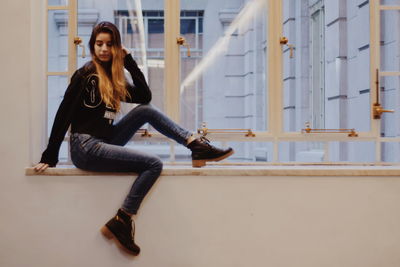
[70,104,192,214]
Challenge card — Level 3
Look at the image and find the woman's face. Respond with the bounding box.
[94,32,113,62]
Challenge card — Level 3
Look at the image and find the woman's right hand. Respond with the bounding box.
[34,163,49,173]
[122,46,132,57]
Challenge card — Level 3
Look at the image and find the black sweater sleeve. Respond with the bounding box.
[123,54,152,104]
[40,70,84,166]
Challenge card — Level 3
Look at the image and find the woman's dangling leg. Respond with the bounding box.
[70,134,163,255]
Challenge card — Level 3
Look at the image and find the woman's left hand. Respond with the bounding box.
[34,163,49,173]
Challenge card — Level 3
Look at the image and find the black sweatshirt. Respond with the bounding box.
[40,54,152,167]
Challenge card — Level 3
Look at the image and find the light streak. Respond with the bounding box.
[180,0,265,94]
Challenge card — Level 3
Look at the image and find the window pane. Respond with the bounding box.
[198,141,274,163]
[48,0,68,5]
[382,142,400,162]
[377,8,398,164]
[181,19,196,34]
[180,0,268,133]
[48,10,68,72]
[380,0,400,5]
[329,142,376,163]
[380,10,400,72]
[125,140,185,162]
[380,76,399,137]
[279,142,376,163]
[48,75,68,136]
[282,0,371,132]
[279,142,325,162]
[148,19,164,34]
[148,19,164,49]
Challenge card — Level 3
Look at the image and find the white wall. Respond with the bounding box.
[4,170,400,267]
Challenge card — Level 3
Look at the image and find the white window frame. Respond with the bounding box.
[31,0,400,165]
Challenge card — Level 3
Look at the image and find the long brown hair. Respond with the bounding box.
[89,21,128,111]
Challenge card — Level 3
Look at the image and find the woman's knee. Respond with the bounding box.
[135,103,154,113]
[135,103,162,118]
[151,157,163,172]
[144,155,163,175]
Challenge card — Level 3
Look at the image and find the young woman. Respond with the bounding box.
[34,21,233,256]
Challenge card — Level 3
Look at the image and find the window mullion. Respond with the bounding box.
[164,0,181,122]
[68,0,77,79]
[370,0,381,162]
[267,0,283,161]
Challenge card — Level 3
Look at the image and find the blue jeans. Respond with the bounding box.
[70,104,192,214]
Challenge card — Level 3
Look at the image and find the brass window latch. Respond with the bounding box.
[280,37,294,58]
[302,122,358,137]
[137,129,152,137]
[373,69,394,119]
[177,37,191,57]
[74,37,86,58]
[197,122,255,137]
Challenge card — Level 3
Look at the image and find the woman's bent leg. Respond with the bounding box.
[110,104,192,146]
[108,104,234,168]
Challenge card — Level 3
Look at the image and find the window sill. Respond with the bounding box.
[25,164,400,176]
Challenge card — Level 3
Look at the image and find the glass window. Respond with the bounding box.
[148,19,164,34]
[48,10,68,72]
[47,76,68,136]
[380,0,400,5]
[48,0,68,6]
[45,0,400,164]
[179,1,268,133]
[380,10,400,72]
[180,19,196,34]
[282,0,371,133]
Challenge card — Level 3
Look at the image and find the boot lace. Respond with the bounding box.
[199,136,212,147]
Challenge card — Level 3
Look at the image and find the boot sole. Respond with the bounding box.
[101,225,140,256]
[192,149,234,168]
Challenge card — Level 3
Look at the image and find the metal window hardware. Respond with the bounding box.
[302,123,358,137]
[280,37,294,58]
[177,37,191,57]
[197,123,255,137]
[373,69,394,119]
[74,37,86,58]
[137,129,152,137]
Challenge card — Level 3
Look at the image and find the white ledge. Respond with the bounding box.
[25,164,400,176]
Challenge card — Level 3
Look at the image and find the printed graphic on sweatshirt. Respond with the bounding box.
[83,74,102,108]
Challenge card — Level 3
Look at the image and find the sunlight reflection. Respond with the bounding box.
[180,0,266,94]
[125,0,148,79]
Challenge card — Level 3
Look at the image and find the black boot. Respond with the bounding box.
[101,209,140,256]
[187,136,234,167]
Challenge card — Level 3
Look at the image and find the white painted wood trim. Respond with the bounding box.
[381,71,400,76]
[164,0,181,122]
[370,0,381,161]
[47,6,68,10]
[268,0,283,161]
[380,5,400,10]
[47,72,69,76]
[68,0,77,77]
